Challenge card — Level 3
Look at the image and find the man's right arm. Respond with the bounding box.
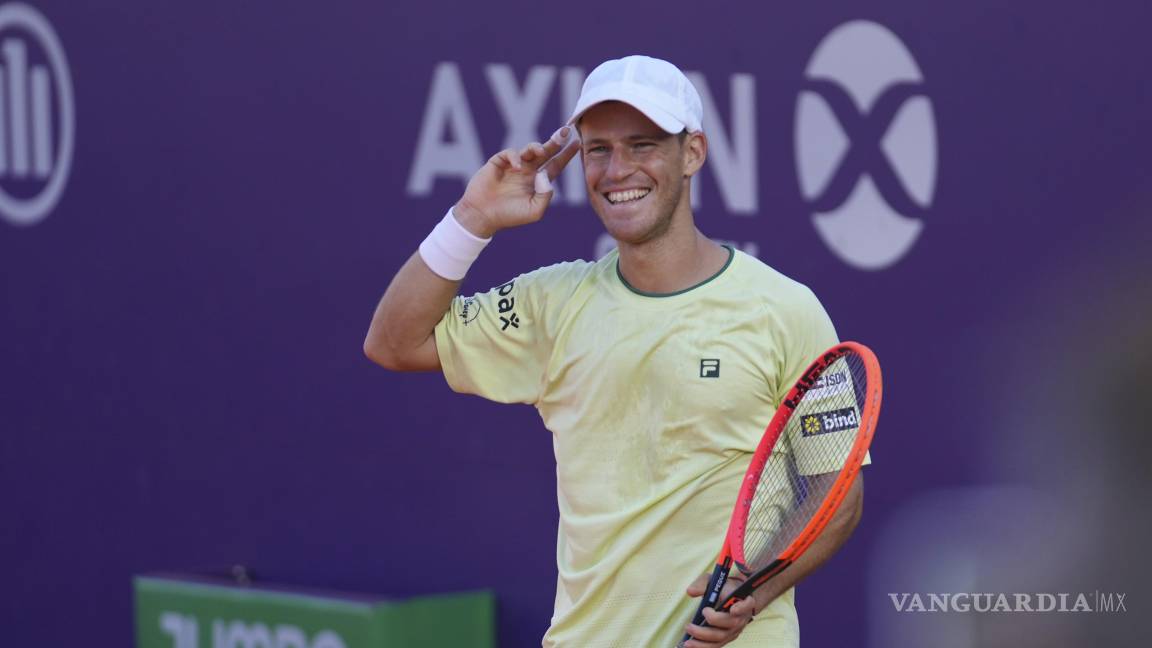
[362,126,580,373]
[362,250,456,372]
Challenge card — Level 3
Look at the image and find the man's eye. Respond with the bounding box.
[587,146,609,154]
[633,142,655,150]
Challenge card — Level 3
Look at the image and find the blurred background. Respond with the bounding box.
[1,1,1149,645]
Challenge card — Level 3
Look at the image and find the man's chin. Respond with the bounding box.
[601,222,665,248]
[593,201,677,247]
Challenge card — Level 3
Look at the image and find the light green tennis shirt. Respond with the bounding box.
[434,247,839,647]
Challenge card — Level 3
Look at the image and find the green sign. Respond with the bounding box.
[135,575,496,648]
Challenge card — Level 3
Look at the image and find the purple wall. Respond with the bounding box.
[2,1,1150,645]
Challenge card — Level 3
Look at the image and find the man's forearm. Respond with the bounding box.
[363,251,460,371]
[750,474,865,613]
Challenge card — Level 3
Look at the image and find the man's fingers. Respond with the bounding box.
[537,125,573,159]
[729,597,756,619]
[496,126,578,181]
[701,606,742,630]
[541,132,582,181]
[686,573,710,596]
[488,149,508,169]
[683,620,728,646]
[682,604,752,648]
[489,148,524,171]
[527,142,550,163]
[489,126,576,198]
[533,169,552,194]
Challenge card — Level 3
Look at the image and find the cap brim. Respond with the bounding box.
[568,87,687,134]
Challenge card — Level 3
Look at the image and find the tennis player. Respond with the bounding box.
[365,55,864,647]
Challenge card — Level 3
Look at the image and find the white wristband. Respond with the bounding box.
[418,207,492,281]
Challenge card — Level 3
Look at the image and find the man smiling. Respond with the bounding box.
[364,55,860,647]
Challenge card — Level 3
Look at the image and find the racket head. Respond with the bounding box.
[725,341,881,575]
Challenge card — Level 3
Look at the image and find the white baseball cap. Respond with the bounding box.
[568,55,704,134]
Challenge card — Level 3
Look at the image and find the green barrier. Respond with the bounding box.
[134,574,496,648]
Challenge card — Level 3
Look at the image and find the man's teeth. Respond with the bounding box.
[606,189,650,204]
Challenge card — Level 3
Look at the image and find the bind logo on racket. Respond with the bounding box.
[801,407,859,436]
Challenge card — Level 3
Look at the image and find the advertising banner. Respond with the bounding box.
[135,575,495,648]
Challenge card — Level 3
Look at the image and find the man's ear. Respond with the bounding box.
[682,131,707,177]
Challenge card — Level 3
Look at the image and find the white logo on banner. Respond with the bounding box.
[0,3,74,227]
[160,612,349,648]
[406,63,758,215]
[795,20,936,270]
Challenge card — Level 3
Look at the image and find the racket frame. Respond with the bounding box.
[684,341,882,637]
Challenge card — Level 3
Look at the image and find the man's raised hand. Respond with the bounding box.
[452,126,581,238]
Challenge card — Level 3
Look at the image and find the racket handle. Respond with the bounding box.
[680,559,731,644]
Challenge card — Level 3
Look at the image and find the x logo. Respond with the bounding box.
[500,313,520,330]
[801,79,931,219]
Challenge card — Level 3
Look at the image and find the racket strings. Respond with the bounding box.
[738,352,870,572]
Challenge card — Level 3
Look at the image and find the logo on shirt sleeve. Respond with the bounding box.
[495,279,519,331]
[455,296,480,325]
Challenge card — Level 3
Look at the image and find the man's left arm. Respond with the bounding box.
[683,474,865,648]
[748,472,863,611]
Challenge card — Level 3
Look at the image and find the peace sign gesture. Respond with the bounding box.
[452,126,582,238]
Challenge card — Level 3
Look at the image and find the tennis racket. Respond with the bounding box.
[681,341,882,643]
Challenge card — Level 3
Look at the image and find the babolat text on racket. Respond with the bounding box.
[682,341,882,642]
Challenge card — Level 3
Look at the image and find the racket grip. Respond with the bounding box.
[681,559,730,644]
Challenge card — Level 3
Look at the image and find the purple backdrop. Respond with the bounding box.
[2,1,1150,646]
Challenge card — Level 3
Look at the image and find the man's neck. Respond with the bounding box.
[616,221,730,295]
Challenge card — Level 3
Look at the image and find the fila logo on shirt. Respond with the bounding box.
[795,20,936,270]
[801,407,859,436]
[494,280,519,330]
[699,359,720,378]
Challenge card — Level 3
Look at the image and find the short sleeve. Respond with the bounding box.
[434,262,585,405]
[773,287,874,474]
[772,287,840,407]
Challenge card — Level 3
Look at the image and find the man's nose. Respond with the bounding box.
[605,148,636,182]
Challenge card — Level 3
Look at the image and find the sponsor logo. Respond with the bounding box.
[0,3,75,227]
[700,359,720,378]
[807,370,849,399]
[407,62,757,215]
[795,20,936,270]
[160,612,348,648]
[783,355,841,410]
[456,296,480,325]
[407,42,937,270]
[888,591,1127,614]
[800,407,858,436]
[495,279,519,330]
